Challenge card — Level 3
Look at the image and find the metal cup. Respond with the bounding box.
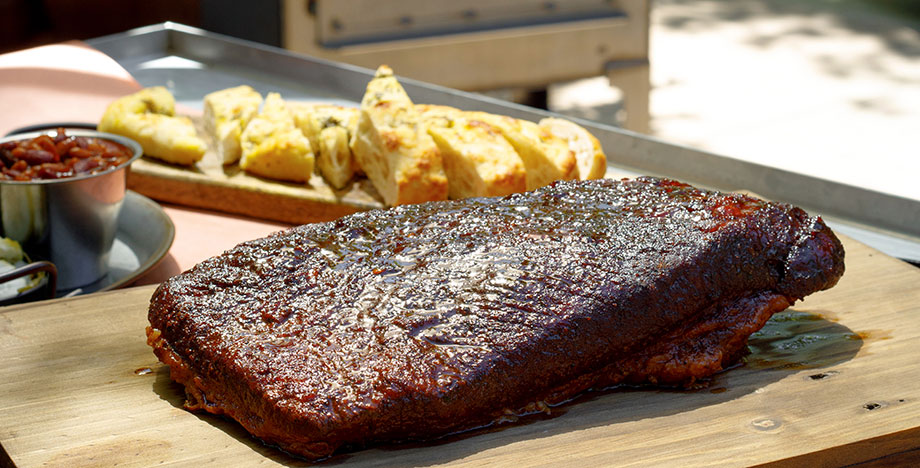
[0,129,143,291]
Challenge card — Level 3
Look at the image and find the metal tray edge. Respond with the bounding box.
[87,22,920,262]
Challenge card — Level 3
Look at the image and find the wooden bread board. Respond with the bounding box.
[2,235,920,467]
[125,115,637,226]
[128,157,635,226]
[126,116,384,225]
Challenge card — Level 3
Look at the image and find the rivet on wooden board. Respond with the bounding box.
[863,402,887,411]
[750,417,782,432]
[805,370,840,381]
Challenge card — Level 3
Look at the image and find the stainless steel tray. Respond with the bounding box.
[88,22,920,263]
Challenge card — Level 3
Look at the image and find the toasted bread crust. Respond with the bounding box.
[291,103,359,189]
[466,112,577,190]
[418,104,526,198]
[203,85,263,165]
[350,66,448,205]
[240,93,314,183]
[539,117,607,180]
[98,87,206,165]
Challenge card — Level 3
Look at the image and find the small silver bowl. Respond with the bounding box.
[0,129,143,291]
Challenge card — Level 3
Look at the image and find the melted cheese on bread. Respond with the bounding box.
[98,86,206,165]
[465,112,577,191]
[291,103,359,189]
[350,66,447,206]
[538,117,607,180]
[418,104,525,199]
[203,85,263,165]
[239,93,314,183]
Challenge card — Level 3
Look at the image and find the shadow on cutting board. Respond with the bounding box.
[148,308,862,466]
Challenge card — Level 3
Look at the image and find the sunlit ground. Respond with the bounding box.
[550,0,920,201]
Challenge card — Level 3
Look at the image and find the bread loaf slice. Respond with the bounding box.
[240,93,314,183]
[291,103,359,189]
[202,85,263,165]
[349,66,447,206]
[98,86,206,165]
[466,112,577,190]
[418,104,525,199]
[538,117,607,180]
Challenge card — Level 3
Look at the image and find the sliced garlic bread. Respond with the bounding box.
[316,126,353,189]
[538,117,607,180]
[415,104,457,129]
[98,86,206,165]
[239,93,314,183]
[350,66,448,206]
[466,112,577,191]
[203,85,263,165]
[418,104,525,199]
[291,103,359,189]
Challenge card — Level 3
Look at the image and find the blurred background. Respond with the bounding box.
[2,0,917,199]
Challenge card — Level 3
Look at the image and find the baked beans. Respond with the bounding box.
[0,128,134,181]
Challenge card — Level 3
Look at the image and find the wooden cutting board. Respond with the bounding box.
[125,116,385,226]
[127,159,638,226]
[1,235,919,467]
[125,116,639,225]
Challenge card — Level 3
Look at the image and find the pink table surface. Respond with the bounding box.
[0,42,140,136]
[128,204,290,287]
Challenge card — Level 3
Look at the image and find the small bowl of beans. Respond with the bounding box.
[0,127,142,292]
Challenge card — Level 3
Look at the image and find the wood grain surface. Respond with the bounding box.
[128,157,640,227]
[125,116,640,226]
[1,235,919,467]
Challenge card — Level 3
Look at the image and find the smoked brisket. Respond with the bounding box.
[146,177,845,459]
